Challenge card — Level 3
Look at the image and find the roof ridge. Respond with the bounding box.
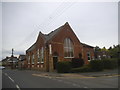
[44,22,68,42]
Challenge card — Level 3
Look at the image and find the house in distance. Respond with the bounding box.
[26,22,94,72]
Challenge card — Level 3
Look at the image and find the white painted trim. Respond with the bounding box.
[41,62,44,64]
[64,57,74,59]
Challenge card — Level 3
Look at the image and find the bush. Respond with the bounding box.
[71,58,84,68]
[70,65,92,73]
[56,61,72,73]
[90,60,104,71]
[102,58,118,69]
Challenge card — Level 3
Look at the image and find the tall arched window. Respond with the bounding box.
[64,38,74,58]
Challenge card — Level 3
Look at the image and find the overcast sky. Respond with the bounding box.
[1,1,118,60]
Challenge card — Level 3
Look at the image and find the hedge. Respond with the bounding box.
[90,60,104,71]
[70,65,92,73]
[56,61,72,73]
[71,58,84,68]
[102,58,118,69]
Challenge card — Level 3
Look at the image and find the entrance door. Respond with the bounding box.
[53,56,58,70]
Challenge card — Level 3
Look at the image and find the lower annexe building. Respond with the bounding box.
[26,22,94,72]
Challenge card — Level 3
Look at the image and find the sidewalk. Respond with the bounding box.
[32,68,119,78]
[76,68,119,77]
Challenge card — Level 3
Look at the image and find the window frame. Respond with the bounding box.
[37,49,40,63]
[32,54,35,64]
[87,52,91,61]
[41,47,44,63]
[64,38,74,58]
[28,55,30,64]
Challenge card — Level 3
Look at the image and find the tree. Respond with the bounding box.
[94,46,101,51]
[108,45,120,58]
[101,47,107,51]
[108,46,112,50]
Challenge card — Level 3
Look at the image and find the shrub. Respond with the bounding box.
[102,58,118,69]
[56,61,72,73]
[70,65,92,73]
[90,60,104,71]
[71,58,84,68]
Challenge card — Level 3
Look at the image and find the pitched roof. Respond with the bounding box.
[19,55,26,61]
[44,25,64,42]
[26,22,67,52]
[81,43,94,48]
[26,43,36,52]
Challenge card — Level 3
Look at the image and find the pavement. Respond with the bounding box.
[31,68,119,78]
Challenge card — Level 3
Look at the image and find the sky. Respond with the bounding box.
[1,1,118,60]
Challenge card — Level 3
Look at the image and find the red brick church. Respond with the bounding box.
[26,22,94,72]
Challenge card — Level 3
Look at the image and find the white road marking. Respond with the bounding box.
[72,83,78,86]
[16,85,21,90]
[52,78,57,80]
[4,73,21,90]
[57,79,62,82]
[48,77,52,79]
[4,73,8,76]
[84,86,88,88]
[8,76,15,83]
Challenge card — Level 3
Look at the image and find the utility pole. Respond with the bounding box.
[11,48,14,69]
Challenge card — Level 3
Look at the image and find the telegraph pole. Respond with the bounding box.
[11,48,14,69]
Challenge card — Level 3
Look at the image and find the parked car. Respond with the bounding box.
[0,66,5,70]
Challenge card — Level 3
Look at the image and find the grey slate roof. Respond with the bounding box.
[44,25,64,42]
[26,43,36,52]
[81,43,94,48]
[19,55,26,61]
[26,22,65,52]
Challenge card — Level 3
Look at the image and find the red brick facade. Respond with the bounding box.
[26,22,94,72]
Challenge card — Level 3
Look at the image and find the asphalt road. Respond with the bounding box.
[2,69,119,89]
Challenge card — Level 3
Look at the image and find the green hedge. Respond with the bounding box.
[71,58,84,68]
[90,60,104,71]
[102,58,118,69]
[70,65,92,73]
[56,61,72,73]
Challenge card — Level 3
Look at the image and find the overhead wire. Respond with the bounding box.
[14,2,76,50]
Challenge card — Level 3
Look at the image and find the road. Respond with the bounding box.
[2,69,119,89]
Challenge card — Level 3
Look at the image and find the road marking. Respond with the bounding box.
[16,85,21,90]
[48,77,52,79]
[52,78,57,80]
[57,79,62,82]
[72,83,77,86]
[8,76,15,83]
[72,83,80,87]
[3,73,20,90]
[4,73,8,76]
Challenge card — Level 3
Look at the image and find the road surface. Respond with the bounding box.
[2,69,119,89]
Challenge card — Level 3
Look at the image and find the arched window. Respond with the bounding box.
[64,38,74,58]
[37,49,40,63]
[32,54,34,64]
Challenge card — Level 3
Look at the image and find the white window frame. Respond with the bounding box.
[28,56,30,64]
[32,54,34,64]
[87,52,91,61]
[37,49,40,63]
[64,38,74,58]
[41,47,44,63]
